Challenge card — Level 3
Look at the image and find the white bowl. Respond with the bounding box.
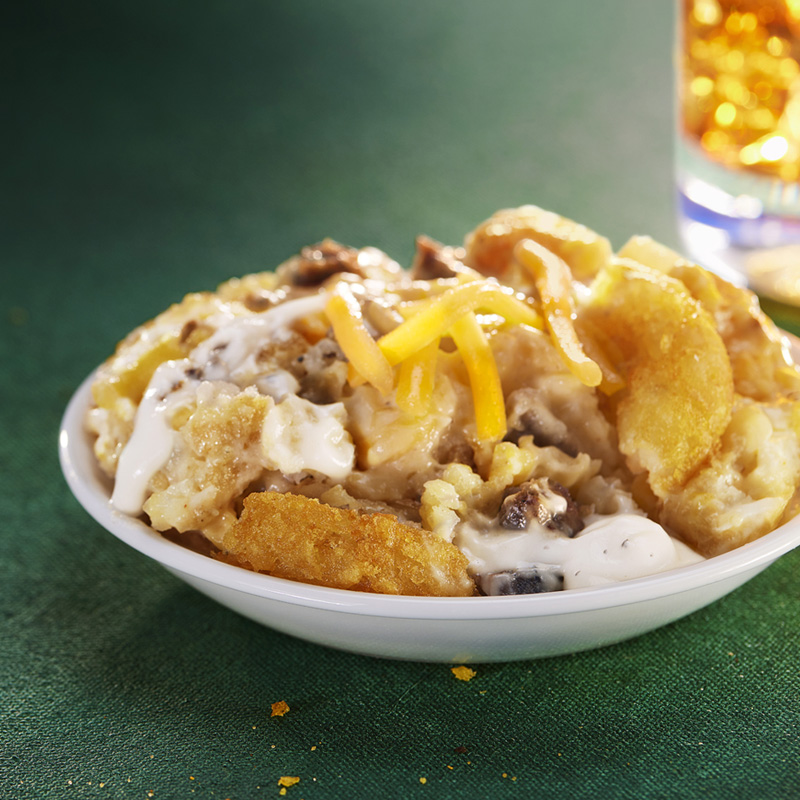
[60,370,800,663]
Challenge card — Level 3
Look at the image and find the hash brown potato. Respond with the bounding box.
[225,492,475,596]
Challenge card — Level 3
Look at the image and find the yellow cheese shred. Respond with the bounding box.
[449,312,507,441]
[515,239,603,388]
[378,280,542,366]
[396,337,440,416]
[325,283,394,396]
[327,276,542,441]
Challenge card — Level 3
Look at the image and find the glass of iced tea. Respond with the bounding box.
[677,0,800,302]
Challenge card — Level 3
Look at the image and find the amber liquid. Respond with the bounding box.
[681,0,800,183]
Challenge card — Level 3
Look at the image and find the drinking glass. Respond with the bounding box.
[677,0,800,303]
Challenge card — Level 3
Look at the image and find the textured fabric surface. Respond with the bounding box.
[3,2,800,798]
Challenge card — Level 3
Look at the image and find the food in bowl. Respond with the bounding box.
[85,206,800,597]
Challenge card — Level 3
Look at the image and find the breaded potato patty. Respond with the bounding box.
[223,492,475,597]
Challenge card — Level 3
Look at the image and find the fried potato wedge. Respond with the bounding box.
[464,205,612,282]
[580,260,734,497]
[659,399,800,556]
[618,235,800,400]
[223,492,475,596]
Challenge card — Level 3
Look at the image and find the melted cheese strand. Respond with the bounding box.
[515,239,603,388]
[396,338,440,416]
[573,317,626,396]
[449,313,507,441]
[379,280,542,366]
[326,283,394,396]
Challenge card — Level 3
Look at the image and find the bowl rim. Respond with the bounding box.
[60,367,800,622]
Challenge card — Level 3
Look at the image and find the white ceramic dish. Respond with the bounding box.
[60,369,800,663]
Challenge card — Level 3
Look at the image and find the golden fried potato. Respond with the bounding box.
[580,260,734,497]
[88,293,227,474]
[144,386,273,548]
[223,492,476,596]
[618,235,800,400]
[463,205,612,282]
[659,399,800,556]
[705,277,800,401]
[92,293,224,411]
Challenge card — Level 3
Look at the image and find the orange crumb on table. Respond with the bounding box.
[271,700,290,717]
[451,666,476,681]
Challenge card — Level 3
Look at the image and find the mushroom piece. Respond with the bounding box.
[498,477,584,537]
[409,235,467,280]
[278,239,365,287]
[477,567,565,596]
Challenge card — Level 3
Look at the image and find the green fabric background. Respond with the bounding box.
[4,1,800,798]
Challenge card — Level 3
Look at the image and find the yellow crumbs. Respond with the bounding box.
[278,776,300,787]
[451,666,477,682]
[270,701,290,717]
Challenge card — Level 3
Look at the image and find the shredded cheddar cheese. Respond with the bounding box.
[396,337,440,416]
[377,280,542,366]
[325,282,394,396]
[449,313,507,441]
[325,278,545,441]
[321,276,542,441]
[515,239,602,388]
[366,279,543,440]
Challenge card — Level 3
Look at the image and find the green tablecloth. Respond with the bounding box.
[4,2,800,797]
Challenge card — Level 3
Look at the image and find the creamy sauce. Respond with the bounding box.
[191,293,328,386]
[255,369,300,401]
[455,513,703,590]
[111,292,330,515]
[111,361,195,514]
[261,395,355,482]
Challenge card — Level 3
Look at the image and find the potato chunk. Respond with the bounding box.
[659,399,800,556]
[223,492,475,597]
[144,384,272,548]
[618,234,800,400]
[463,205,612,282]
[580,260,734,496]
